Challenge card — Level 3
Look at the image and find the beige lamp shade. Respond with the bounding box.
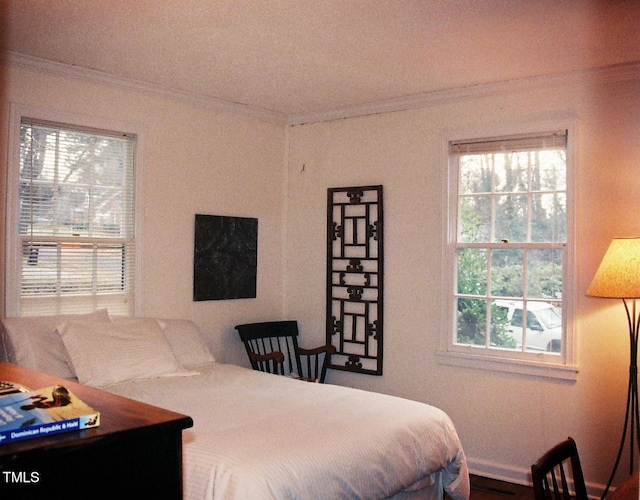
[587,237,640,298]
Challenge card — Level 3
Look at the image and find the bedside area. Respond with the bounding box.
[0,362,193,499]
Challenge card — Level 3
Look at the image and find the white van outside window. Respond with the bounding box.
[494,300,562,353]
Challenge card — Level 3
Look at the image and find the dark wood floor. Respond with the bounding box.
[470,475,535,500]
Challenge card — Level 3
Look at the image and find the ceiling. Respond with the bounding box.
[2,0,640,125]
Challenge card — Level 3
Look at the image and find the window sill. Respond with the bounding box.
[435,349,579,381]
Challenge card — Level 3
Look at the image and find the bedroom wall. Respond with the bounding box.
[3,56,640,492]
[0,62,287,363]
[283,71,640,489]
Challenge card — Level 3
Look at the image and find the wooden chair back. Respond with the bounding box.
[236,321,335,383]
[247,351,285,375]
[531,437,588,500]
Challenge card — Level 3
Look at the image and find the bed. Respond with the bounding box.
[0,311,469,500]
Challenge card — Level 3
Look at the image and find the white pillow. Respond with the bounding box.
[0,309,111,379]
[57,319,196,388]
[156,319,215,368]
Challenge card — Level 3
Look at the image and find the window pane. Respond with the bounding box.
[19,126,133,238]
[456,297,486,346]
[21,241,127,296]
[96,244,127,292]
[459,195,491,243]
[494,153,528,193]
[531,193,566,243]
[536,150,566,191]
[459,155,491,194]
[457,248,487,295]
[21,242,57,295]
[495,194,527,242]
[493,299,562,354]
[522,301,562,353]
[491,248,524,297]
[490,301,516,350]
[527,248,563,300]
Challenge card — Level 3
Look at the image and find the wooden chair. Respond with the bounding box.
[235,321,336,383]
[247,350,285,375]
[531,437,588,500]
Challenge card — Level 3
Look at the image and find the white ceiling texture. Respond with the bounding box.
[2,0,640,125]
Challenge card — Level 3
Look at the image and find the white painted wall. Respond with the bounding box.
[284,72,640,489]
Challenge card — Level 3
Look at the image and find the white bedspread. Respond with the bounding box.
[107,363,469,500]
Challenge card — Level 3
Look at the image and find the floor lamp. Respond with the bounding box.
[587,237,640,499]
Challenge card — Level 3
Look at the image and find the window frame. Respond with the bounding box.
[437,120,578,380]
[5,104,144,317]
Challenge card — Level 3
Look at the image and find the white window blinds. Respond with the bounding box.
[450,130,568,155]
[16,118,136,316]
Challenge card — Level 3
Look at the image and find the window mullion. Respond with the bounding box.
[53,130,60,236]
[56,241,62,301]
[92,243,98,296]
[486,249,493,349]
[521,248,529,353]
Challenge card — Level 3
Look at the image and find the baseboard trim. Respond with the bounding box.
[467,458,530,487]
[467,457,606,499]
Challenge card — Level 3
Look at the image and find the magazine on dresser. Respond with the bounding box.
[0,383,100,445]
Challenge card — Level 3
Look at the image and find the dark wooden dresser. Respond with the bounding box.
[0,362,193,499]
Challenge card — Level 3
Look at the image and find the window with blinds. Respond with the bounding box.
[441,129,575,376]
[15,118,136,316]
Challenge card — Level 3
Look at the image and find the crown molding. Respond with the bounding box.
[4,51,290,126]
[5,51,639,127]
[288,60,640,126]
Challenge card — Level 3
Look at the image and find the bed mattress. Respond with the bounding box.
[107,363,469,500]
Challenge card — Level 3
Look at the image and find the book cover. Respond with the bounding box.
[0,385,100,445]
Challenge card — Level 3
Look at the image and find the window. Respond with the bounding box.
[6,116,136,316]
[439,128,576,379]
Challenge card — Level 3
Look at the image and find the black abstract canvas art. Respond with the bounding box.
[193,214,258,301]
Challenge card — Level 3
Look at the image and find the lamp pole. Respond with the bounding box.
[601,298,640,499]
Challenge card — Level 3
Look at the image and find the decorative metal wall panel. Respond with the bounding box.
[326,185,383,375]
